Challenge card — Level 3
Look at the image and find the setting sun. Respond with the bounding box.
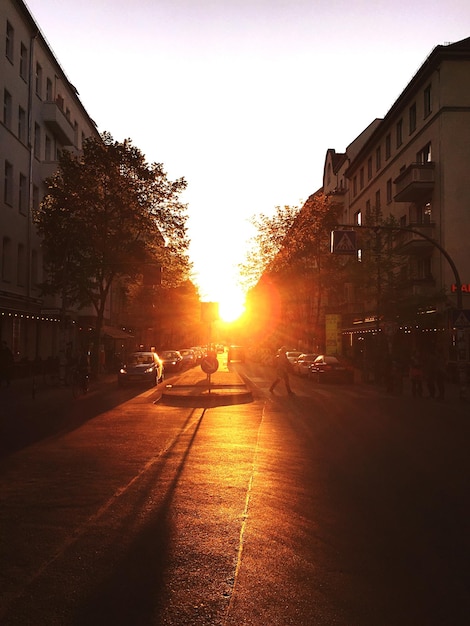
[217,289,246,323]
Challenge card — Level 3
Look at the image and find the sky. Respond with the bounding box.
[24,0,470,310]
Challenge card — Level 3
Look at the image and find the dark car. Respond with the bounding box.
[118,351,164,387]
[309,355,354,383]
[294,353,318,376]
[227,345,245,363]
[179,348,197,368]
[160,350,183,372]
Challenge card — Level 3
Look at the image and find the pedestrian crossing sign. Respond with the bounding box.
[331,230,357,254]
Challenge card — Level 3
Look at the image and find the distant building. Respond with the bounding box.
[1,0,100,362]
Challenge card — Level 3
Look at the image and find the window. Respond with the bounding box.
[353,176,357,196]
[6,21,14,62]
[35,63,43,97]
[396,119,403,147]
[2,237,12,282]
[386,179,393,204]
[34,123,41,159]
[18,106,26,142]
[375,190,381,218]
[20,43,28,80]
[31,249,39,287]
[3,89,12,128]
[19,173,27,214]
[417,142,432,164]
[45,135,52,161]
[376,146,381,171]
[359,167,364,190]
[367,157,372,181]
[46,77,53,101]
[4,161,13,205]
[385,133,391,160]
[400,214,407,228]
[354,210,362,225]
[17,244,26,286]
[424,84,432,117]
[409,103,417,133]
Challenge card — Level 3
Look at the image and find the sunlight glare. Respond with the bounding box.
[218,289,246,323]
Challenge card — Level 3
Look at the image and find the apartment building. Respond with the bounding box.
[1,0,100,363]
[321,37,470,369]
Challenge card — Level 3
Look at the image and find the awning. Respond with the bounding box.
[103,325,134,340]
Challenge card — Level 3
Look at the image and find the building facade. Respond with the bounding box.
[325,37,470,372]
[1,0,100,366]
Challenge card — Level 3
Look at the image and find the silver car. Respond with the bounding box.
[118,351,164,387]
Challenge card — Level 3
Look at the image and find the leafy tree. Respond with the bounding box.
[35,132,190,371]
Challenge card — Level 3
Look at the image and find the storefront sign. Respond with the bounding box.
[451,284,470,292]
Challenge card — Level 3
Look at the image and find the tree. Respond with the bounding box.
[35,132,190,372]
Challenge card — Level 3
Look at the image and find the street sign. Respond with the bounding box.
[201,355,219,374]
[331,230,357,254]
[452,310,470,328]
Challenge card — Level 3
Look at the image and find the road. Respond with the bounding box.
[1,362,469,625]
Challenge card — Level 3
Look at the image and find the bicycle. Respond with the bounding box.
[71,367,89,398]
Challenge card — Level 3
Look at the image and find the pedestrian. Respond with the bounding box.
[0,340,14,388]
[269,346,294,395]
[409,352,423,398]
[424,349,446,400]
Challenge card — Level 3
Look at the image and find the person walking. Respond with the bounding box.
[269,346,294,395]
[0,340,14,388]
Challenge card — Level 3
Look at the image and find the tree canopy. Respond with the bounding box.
[35,132,191,366]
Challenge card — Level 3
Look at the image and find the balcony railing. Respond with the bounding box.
[394,163,435,202]
[42,101,74,146]
[394,221,436,254]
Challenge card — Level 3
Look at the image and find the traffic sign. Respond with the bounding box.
[201,355,219,374]
[452,310,470,328]
[331,230,357,254]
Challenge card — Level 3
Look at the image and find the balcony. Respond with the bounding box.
[394,221,436,255]
[42,101,74,146]
[394,163,435,202]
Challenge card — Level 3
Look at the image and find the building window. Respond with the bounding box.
[359,167,364,190]
[18,106,26,142]
[2,237,12,282]
[31,249,39,287]
[46,77,53,101]
[385,133,391,160]
[353,176,357,196]
[3,89,12,128]
[35,63,43,98]
[396,119,403,147]
[400,214,407,228]
[367,157,372,181]
[365,199,371,220]
[375,190,381,218]
[34,123,41,159]
[424,84,432,117]
[20,43,28,80]
[45,135,52,161]
[354,210,362,225]
[33,185,39,212]
[6,21,14,62]
[376,146,381,171]
[409,103,417,133]
[4,161,13,206]
[386,179,392,204]
[17,244,26,286]
[19,173,27,214]
[417,142,432,164]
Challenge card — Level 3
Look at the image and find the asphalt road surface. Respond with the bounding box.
[1,363,469,625]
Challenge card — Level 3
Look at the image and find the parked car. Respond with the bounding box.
[309,355,354,383]
[118,351,164,387]
[294,353,318,376]
[190,347,204,364]
[179,348,197,368]
[286,351,303,368]
[227,345,245,363]
[160,350,183,372]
